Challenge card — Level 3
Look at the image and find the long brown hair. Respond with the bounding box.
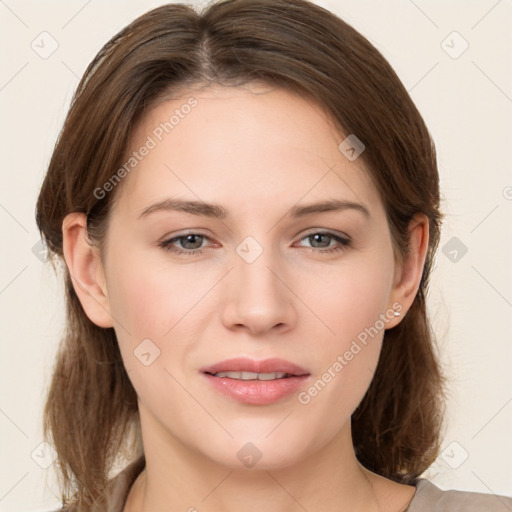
[36,0,445,508]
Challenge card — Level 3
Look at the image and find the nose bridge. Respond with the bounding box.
[221,235,295,334]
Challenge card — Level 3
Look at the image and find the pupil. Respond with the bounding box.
[183,235,203,249]
[311,233,330,248]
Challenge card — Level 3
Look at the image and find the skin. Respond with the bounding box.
[62,84,429,512]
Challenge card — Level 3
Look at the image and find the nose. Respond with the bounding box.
[220,246,297,336]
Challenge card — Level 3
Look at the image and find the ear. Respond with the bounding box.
[62,212,114,328]
[386,213,429,329]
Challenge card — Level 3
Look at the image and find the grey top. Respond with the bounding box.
[407,478,512,511]
[55,455,512,511]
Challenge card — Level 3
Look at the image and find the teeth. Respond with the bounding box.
[214,371,288,380]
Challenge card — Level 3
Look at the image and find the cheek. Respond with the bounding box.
[104,247,217,386]
[104,252,191,411]
[300,255,394,350]
[104,246,196,339]
[294,252,394,414]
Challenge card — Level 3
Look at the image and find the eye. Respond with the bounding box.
[159,230,351,256]
[159,233,212,255]
[295,231,351,253]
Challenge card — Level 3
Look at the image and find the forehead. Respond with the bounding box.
[114,84,383,220]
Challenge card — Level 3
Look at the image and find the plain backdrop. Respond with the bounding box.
[1,0,511,510]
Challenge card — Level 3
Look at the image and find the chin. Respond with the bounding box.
[198,433,317,472]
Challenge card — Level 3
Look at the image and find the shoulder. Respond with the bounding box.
[408,478,512,511]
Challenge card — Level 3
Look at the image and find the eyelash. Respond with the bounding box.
[159,231,351,256]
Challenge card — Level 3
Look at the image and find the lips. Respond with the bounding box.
[200,358,310,405]
[200,357,309,376]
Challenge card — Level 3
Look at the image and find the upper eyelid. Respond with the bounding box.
[165,229,350,246]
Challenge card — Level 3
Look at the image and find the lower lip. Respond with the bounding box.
[202,373,310,405]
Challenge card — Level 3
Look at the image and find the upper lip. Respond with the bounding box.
[201,357,309,376]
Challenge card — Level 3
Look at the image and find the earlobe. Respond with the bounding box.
[62,212,114,328]
[386,214,429,329]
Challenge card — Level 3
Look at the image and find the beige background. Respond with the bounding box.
[1,0,511,510]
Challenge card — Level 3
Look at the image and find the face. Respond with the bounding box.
[99,84,402,470]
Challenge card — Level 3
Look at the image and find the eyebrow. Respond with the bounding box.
[137,198,370,220]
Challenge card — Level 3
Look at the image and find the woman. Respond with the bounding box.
[36,0,512,511]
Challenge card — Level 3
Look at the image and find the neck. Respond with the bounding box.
[124,404,415,512]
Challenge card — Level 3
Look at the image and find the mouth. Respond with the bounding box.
[206,371,295,380]
[200,358,310,405]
